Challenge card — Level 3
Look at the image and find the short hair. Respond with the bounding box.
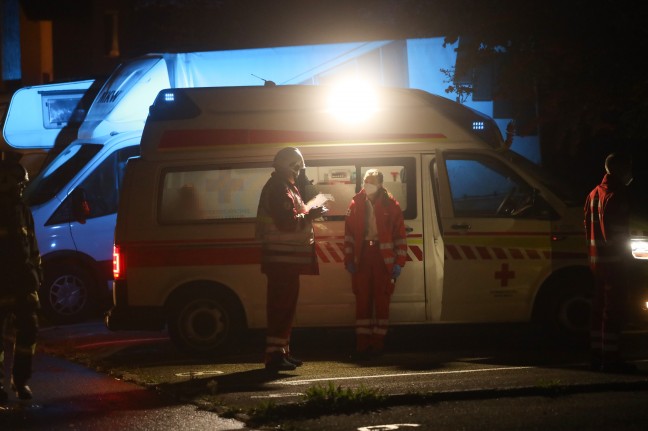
[604,152,632,175]
[363,169,383,184]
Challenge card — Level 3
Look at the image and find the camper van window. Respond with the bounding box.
[75,146,140,219]
[24,144,102,206]
[445,154,535,218]
[44,145,139,226]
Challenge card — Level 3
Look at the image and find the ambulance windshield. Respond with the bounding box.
[24,143,102,206]
[506,150,581,206]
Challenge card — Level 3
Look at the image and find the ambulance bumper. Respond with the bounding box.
[104,306,166,331]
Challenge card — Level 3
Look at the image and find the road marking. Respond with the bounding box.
[276,366,533,386]
[76,337,169,349]
[175,370,224,377]
[251,393,304,399]
[358,425,420,431]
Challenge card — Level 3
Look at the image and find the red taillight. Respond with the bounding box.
[113,244,123,280]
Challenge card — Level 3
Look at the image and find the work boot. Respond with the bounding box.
[265,352,297,372]
[285,354,303,367]
[11,381,33,400]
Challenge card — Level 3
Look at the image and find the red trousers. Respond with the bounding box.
[590,264,627,364]
[353,242,394,352]
[265,268,300,361]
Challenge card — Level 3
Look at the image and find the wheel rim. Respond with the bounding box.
[49,274,89,316]
[559,295,591,333]
[178,299,229,350]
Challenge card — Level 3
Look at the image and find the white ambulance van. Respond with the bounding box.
[106,84,643,355]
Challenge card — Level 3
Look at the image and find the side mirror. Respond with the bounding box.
[71,188,90,224]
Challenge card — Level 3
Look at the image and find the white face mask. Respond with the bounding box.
[364,183,379,195]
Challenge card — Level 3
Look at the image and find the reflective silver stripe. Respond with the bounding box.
[14,345,36,355]
[394,238,407,245]
[384,257,395,264]
[589,256,622,264]
[265,243,313,253]
[266,336,288,346]
[263,229,314,245]
[265,346,285,353]
[372,327,388,335]
[265,255,313,264]
[376,319,389,326]
[396,249,408,257]
[380,242,393,250]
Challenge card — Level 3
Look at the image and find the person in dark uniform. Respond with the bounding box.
[0,157,42,401]
[255,147,326,372]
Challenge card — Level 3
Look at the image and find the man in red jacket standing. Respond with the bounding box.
[585,152,635,373]
[344,169,407,360]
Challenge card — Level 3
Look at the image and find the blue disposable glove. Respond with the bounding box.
[345,262,356,274]
[391,264,402,280]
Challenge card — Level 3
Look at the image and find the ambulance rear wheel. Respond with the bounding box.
[168,287,244,355]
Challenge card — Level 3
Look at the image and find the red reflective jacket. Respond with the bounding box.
[344,189,407,273]
[584,174,630,271]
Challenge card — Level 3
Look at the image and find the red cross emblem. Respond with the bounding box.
[495,263,515,287]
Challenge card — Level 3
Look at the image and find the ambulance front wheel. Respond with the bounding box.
[534,273,594,340]
[167,286,245,355]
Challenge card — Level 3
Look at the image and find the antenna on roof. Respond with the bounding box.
[251,74,276,87]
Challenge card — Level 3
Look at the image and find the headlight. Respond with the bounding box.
[631,238,648,260]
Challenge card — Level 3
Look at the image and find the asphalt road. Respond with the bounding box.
[20,319,648,430]
[1,349,245,430]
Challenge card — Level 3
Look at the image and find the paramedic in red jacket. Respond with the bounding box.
[255,147,326,372]
[585,152,635,373]
[344,169,407,360]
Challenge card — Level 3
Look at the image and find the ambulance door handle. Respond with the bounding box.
[451,223,471,230]
[405,226,414,233]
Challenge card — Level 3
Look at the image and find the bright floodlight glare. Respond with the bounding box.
[631,239,648,260]
[164,92,175,102]
[327,80,378,123]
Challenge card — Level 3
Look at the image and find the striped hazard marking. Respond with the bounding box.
[315,241,424,263]
[444,244,549,261]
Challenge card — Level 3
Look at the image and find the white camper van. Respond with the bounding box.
[106,85,644,355]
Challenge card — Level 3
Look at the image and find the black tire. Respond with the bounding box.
[534,271,593,344]
[167,287,244,355]
[550,284,592,336]
[40,264,97,324]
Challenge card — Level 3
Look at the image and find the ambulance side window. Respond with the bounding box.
[159,166,274,223]
[304,158,415,221]
[445,155,535,218]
